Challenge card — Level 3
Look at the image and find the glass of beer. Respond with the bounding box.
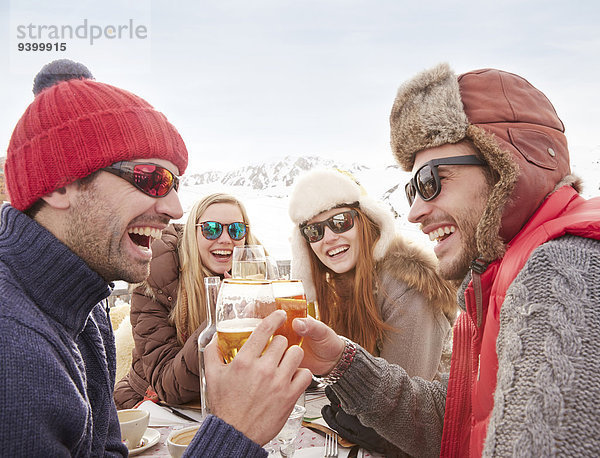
[215,278,276,363]
[231,245,267,280]
[271,279,308,348]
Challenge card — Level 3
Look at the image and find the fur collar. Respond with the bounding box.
[377,236,458,321]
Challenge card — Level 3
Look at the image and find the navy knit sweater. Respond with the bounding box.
[0,204,128,457]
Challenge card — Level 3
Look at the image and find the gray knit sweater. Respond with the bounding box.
[330,234,600,457]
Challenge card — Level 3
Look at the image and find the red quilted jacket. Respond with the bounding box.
[440,187,600,457]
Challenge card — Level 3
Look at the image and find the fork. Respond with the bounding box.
[323,431,339,458]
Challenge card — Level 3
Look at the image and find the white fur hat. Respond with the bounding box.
[288,169,396,301]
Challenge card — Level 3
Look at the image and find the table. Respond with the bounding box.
[135,425,383,457]
[132,393,384,457]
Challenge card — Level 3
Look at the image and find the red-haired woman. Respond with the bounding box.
[289,169,457,379]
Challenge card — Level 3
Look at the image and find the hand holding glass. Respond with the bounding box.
[216,279,276,363]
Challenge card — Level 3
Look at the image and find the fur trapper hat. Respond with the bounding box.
[288,169,396,301]
[390,63,578,261]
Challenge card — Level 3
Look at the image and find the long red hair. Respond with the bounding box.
[307,207,392,354]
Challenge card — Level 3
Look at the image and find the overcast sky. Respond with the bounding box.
[2,0,600,173]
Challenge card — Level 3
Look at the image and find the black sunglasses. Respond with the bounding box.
[300,210,358,243]
[102,161,180,198]
[405,155,486,206]
[197,221,248,241]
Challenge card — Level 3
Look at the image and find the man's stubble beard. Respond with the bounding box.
[436,207,481,281]
[63,188,150,284]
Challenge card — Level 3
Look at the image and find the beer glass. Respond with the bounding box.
[232,245,267,280]
[271,280,308,348]
[216,278,276,363]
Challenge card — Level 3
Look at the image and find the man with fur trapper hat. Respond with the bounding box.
[291,64,600,456]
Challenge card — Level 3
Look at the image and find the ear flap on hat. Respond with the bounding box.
[358,194,396,261]
[290,229,317,301]
[459,68,572,253]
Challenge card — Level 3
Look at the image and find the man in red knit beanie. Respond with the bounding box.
[4,58,189,283]
[1,60,312,457]
[0,59,189,455]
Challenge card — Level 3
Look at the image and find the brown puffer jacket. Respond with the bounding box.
[113,224,206,409]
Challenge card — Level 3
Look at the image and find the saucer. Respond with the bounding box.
[128,428,161,456]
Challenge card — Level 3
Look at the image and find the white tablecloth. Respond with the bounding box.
[132,395,384,457]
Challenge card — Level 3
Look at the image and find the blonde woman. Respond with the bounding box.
[289,169,457,378]
[114,193,260,409]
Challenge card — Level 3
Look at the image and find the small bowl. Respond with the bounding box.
[167,425,201,458]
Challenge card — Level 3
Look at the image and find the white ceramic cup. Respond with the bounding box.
[117,409,150,450]
[167,424,201,458]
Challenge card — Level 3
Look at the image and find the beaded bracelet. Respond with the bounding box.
[313,336,357,386]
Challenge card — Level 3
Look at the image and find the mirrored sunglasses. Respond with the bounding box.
[405,155,486,206]
[300,210,358,243]
[197,221,248,241]
[102,161,179,198]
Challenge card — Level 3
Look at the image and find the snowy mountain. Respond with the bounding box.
[181,155,370,196]
[176,155,413,259]
[177,148,600,261]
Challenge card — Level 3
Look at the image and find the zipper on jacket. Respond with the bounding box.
[470,258,488,381]
[469,258,489,328]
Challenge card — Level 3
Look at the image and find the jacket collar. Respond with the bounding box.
[459,186,585,316]
[507,186,580,248]
[0,204,111,338]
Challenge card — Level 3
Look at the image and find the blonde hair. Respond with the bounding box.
[308,207,391,354]
[171,193,260,344]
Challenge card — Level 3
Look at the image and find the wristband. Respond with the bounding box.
[313,336,356,386]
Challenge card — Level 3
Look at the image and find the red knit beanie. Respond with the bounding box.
[5,60,188,211]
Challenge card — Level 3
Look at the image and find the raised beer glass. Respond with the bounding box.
[215,278,276,363]
[271,280,308,348]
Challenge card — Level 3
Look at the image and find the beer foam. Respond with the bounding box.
[216,317,262,332]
